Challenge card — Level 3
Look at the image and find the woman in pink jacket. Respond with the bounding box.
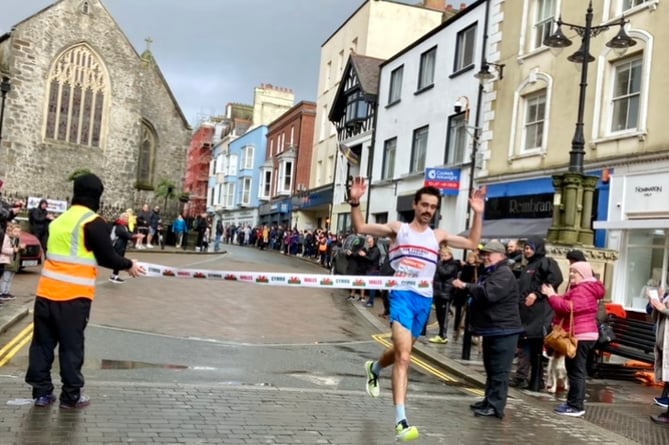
[542,261,605,417]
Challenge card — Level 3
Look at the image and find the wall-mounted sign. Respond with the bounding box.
[424,168,460,196]
[624,173,669,217]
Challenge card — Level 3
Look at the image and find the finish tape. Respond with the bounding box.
[138,262,432,291]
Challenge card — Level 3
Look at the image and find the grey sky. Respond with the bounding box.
[2,0,473,125]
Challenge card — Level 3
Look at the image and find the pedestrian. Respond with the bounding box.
[511,236,563,392]
[453,251,484,342]
[171,214,187,249]
[541,261,605,417]
[453,240,523,419]
[345,236,365,301]
[214,219,224,251]
[0,223,25,301]
[146,206,161,248]
[349,177,485,442]
[109,212,134,283]
[25,173,144,409]
[28,198,54,252]
[359,235,381,307]
[136,203,151,248]
[648,287,669,423]
[429,245,460,344]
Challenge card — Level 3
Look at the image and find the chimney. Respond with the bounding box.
[423,0,445,11]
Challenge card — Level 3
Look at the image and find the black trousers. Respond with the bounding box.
[433,296,451,338]
[565,339,595,411]
[25,297,91,404]
[482,333,519,417]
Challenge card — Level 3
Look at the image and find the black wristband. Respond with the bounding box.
[349,201,360,208]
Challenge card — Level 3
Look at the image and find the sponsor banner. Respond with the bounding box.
[138,262,433,291]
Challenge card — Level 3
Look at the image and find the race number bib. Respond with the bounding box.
[394,258,425,278]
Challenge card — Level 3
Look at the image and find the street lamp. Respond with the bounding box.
[473,61,505,84]
[543,1,636,246]
[543,1,636,174]
[0,76,11,145]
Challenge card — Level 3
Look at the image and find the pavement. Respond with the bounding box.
[0,247,668,444]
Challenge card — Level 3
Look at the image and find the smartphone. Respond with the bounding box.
[648,288,660,300]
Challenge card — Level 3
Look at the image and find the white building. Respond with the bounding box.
[369,0,489,252]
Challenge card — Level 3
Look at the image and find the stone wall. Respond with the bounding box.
[0,0,189,211]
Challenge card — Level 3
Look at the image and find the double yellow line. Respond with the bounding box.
[372,333,484,396]
[0,323,33,367]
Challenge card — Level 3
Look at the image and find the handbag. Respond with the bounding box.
[545,301,578,358]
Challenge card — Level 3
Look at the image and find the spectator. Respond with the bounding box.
[359,236,381,307]
[453,251,484,342]
[345,236,365,301]
[512,236,563,392]
[171,215,187,249]
[454,240,523,419]
[429,246,460,344]
[136,204,151,248]
[0,223,25,300]
[214,219,224,252]
[146,206,161,248]
[542,261,605,417]
[109,212,134,283]
[29,199,53,252]
[506,239,524,278]
[648,287,669,423]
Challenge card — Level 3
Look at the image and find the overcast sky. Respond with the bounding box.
[2,0,472,125]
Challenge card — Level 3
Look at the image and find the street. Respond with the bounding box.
[0,246,639,444]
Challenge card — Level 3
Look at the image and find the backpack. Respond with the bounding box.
[539,256,564,289]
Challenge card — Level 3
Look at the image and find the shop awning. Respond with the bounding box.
[459,218,553,240]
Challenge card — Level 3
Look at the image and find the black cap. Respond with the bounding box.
[72,173,104,212]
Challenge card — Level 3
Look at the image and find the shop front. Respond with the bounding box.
[472,174,608,246]
[219,208,258,228]
[594,169,669,312]
[294,185,333,232]
[258,198,292,228]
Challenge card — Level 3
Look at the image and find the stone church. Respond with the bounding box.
[0,0,190,210]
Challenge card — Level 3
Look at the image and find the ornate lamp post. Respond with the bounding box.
[543,1,635,245]
[0,76,11,146]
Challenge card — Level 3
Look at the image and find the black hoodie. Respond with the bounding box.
[517,236,563,338]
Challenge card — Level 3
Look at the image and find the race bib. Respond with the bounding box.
[394,258,425,278]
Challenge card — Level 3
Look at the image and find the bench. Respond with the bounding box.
[587,314,656,380]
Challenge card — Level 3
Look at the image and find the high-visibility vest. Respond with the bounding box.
[36,205,99,301]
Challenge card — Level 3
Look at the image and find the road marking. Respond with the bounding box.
[0,323,33,367]
[371,333,484,396]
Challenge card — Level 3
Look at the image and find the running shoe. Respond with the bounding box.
[365,360,380,398]
[34,394,56,407]
[428,335,448,344]
[395,420,419,442]
[59,394,90,409]
[654,396,669,408]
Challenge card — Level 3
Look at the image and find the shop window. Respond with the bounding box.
[624,229,668,311]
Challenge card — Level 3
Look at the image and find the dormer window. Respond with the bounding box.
[345,90,368,126]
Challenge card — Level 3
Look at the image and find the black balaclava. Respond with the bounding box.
[71,174,104,212]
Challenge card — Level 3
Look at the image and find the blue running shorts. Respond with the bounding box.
[389,290,433,338]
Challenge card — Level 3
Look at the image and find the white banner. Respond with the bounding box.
[138,262,432,291]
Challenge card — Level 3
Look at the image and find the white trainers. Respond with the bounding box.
[146,244,154,248]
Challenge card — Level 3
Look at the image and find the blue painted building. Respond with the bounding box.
[209,125,268,228]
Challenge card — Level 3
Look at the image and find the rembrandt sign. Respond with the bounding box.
[485,193,554,220]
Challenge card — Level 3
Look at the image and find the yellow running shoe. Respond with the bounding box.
[395,420,419,442]
[365,360,380,398]
[428,335,448,344]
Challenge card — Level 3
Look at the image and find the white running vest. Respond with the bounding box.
[388,223,440,298]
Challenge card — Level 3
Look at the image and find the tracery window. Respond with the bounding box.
[45,44,108,147]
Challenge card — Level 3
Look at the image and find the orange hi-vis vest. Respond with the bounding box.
[36,205,99,301]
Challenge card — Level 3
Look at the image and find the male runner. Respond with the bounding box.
[348,177,485,442]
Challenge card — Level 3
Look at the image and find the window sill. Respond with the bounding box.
[590,130,648,148]
[400,171,427,180]
[604,0,659,23]
[414,84,435,96]
[449,64,475,79]
[385,99,401,109]
[507,149,546,163]
[517,46,550,63]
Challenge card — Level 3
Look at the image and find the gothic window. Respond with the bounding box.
[137,122,157,188]
[81,1,90,14]
[45,44,108,147]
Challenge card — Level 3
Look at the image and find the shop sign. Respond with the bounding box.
[624,173,669,216]
[424,168,460,196]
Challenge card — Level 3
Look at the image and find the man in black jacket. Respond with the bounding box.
[512,236,563,392]
[454,240,522,419]
[29,199,53,252]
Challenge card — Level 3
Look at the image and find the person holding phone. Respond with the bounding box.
[649,287,669,424]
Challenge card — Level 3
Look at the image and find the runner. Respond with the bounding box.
[348,177,485,442]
